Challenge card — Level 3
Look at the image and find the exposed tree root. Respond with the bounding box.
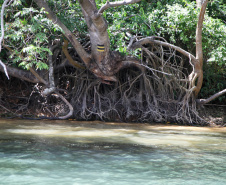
[1,0,215,125]
[63,40,206,125]
[0,36,208,124]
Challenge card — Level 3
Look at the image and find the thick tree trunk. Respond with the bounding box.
[78,0,122,82]
[78,0,144,83]
[193,0,208,97]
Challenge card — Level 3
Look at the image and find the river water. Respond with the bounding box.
[0,119,225,185]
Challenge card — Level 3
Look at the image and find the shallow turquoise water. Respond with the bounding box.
[0,120,225,185]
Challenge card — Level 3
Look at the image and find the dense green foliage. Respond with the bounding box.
[2,0,62,69]
[100,0,226,66]
[0,0,225,103]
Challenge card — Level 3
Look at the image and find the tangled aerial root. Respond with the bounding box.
[65,41,205,125]
[0,41,206,125]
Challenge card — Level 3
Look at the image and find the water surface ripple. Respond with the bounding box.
[0,120,225,185]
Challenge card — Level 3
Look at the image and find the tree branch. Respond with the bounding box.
[79,0,98,19]
[0,60,9,79]
[98,0,142,14]
[62,39,85,69]
[33,0,91,66]
[0,0,9,51]
[2,44,47,84]
[0,65,40,83]
[129,37,198,63]
[42,44,57,96]
[196,89,226,104]
[196,0,204,8]
[29,67,48,85]
[44,44,73,119]
[196,0,208,65]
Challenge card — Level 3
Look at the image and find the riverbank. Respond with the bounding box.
[0,104,225,126]
[0,76,225,126]
[201,105,226,126]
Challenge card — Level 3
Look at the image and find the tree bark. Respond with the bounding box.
[194,0,208,97]
[196,89,226,104]
[78,0,144,82]
[79,0,114,79]
[0,65,40,83]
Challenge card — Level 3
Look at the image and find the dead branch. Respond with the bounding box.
[98,0,142,14]
[196,89,226,104]
[0,104,13,114]
[0,60,9,79]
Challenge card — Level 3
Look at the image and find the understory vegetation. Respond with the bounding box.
[0,0,225,125]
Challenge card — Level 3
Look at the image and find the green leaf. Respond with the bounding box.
[36,62,49,70]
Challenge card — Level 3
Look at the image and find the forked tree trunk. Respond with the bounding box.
[78,0,143,83]
[34,0,142,84]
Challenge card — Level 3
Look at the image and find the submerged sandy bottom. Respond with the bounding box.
[0,119,226,185]
[0,119,225,149]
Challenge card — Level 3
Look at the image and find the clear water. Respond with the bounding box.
[0,120,225,185]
